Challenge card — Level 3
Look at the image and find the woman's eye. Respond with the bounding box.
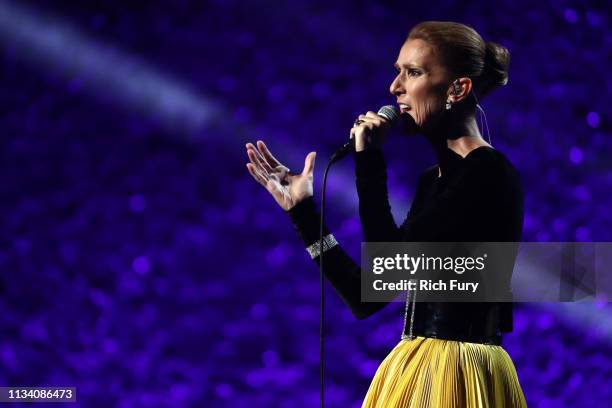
[394,68,420,77]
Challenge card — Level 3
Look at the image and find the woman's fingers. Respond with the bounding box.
[246,162,269,188]
[350,111,387,152]
[360,111,383,125]
[247,149,274,178]
[246,149,264,173]
[302,152,316,176]
[246,144,273,174]
[256,140,282,168]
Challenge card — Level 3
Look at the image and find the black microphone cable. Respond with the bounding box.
[317,105,399,408]
[318,159,332,408]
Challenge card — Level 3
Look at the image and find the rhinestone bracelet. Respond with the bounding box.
[306,234,338,259]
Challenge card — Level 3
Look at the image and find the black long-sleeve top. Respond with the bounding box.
[286,145,524,339]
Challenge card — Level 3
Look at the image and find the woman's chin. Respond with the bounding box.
[400,114,420,135]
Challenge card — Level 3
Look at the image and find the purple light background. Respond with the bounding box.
[1,1,611,407]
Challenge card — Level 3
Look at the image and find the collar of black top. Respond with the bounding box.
[438,146,465,177]
[438,145,491,177]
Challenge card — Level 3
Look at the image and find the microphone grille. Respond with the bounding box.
[377,105,400,123]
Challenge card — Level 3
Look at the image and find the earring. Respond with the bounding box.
[445,100,452,110]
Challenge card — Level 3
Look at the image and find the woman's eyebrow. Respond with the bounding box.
[393,62,422,69]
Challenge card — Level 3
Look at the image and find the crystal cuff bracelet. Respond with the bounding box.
[306,234,338,259]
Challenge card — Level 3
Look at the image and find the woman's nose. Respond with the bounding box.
[389,75,403,96]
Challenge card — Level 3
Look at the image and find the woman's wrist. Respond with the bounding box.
[285,195,315,213]
[286,195,332,247]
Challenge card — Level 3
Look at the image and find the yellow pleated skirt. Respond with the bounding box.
[362,336,527,408]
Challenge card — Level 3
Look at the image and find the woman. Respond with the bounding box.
[245,21,526,407]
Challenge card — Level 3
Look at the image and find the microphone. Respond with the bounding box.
[330,105,400,163]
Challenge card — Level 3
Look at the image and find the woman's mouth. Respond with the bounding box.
[399,103,411,113]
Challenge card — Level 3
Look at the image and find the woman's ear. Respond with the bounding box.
[447,77,473,103]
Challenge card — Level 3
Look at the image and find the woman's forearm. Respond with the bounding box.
[354,149,401,242]
[287,197,389,319]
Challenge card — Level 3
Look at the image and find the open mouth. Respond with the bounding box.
[398,103,411,113]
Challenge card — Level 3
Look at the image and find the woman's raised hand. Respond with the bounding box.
[245,141,316,211]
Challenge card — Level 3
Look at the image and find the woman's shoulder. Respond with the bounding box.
[416,145,522,187]
[465,147,524,203]
[465,146,520,178]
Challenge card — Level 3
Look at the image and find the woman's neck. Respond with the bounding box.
[424,114,491,176]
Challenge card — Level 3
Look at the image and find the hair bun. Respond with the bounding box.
[407,21,511,101]
[479,41,510,96]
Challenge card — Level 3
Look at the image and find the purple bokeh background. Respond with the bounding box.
[1,1,611,407]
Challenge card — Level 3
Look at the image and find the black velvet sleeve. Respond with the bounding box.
[354,148,402,242]
[285,148,403,319]
[286,196,390,319]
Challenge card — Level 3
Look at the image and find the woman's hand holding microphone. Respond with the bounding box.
[350,110,394,152]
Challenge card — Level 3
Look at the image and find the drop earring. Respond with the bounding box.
[445,100,452,110]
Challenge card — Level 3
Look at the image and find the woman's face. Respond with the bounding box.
[390,38,452,134]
